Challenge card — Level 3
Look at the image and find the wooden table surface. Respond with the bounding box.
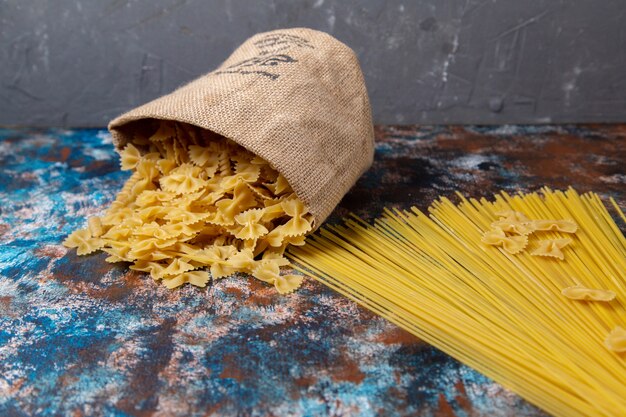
[1,125,624,416]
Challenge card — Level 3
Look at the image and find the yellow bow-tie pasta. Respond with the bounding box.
[63,121,314,293]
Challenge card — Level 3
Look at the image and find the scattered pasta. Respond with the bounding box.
[481,228,528,254]
[605,327,626,353]
[561,286,616,302]
[63,121,313,292]
[532,219,578,233]
[531,238,573,260]
[481,210,578,260]
[490,219,535,235]
[495,210,530,223]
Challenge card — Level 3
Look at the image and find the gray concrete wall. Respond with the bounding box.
[2,0,626,127]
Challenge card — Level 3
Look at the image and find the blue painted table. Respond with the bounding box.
[1,125,624,416]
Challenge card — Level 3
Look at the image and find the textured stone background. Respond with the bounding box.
[2,0,626,127]
[1,125,625,416]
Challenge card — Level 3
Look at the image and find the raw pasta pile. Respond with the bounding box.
[63,121,313,293]
[289,188,626,416]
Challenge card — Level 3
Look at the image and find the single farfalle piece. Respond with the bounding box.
[605,327,626,353]
[226,248,256,272]
[188,145,220,175]
[247,183,273,200]
[157,159,177,175]
[234,160,261,182]
[266,174,292,196]
[252,260,280,284]
[105,253,126,263]
[495,210,530,223]
[160,223,199,239]
[232,209,269,240]
[136,159,160,181]
[162,271,210,289]
[136,190,176,207]
[490,220,535,236]
[88,217,104,238]
[561,285,616,302]
[150,121,176,142]
[261,251,291,266]
[213,181,257,225]
[158,258,196,279]
[132,222,163,238]
[251,261,303,294]
[217,150,232,176]
[263,224,288,248]
[63,228,104,255]
[164,208,210,225]
[103,240,133,261]
[130,261,167,280]
[281,198,312,237]
[120,143,142,171]
[137,206,170,223]
[159,164,207,195]
[128,237,178,260]
[131,177,157,197]
[220,174,249,191]
[189,245,238,279]
[262,200,287,222]
[275,274,305,294]
[531,238,573,260]
[531,219,578,233]
[481,228,528,254]
[101,207,133,226]
[172,137,190,165]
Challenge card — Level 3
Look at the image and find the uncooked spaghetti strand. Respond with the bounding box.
[610,197,626,225]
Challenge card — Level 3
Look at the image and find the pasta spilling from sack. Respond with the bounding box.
[64,121,313,293]
[288,188,626,416]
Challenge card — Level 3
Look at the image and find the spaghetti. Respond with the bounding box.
[288,188,626,416]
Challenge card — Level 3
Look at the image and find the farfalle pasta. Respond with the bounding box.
[531,219,578,234]
[605,327,626,353]
[481,228,528,254]
[561,286,616,302]
[481,210,579,261]
[530,238,573,260]
[490,219,535,236]
[64,121,314,293]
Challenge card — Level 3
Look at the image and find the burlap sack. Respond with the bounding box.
[108,28,374,226]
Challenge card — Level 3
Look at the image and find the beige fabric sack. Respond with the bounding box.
[108,27,374,226]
